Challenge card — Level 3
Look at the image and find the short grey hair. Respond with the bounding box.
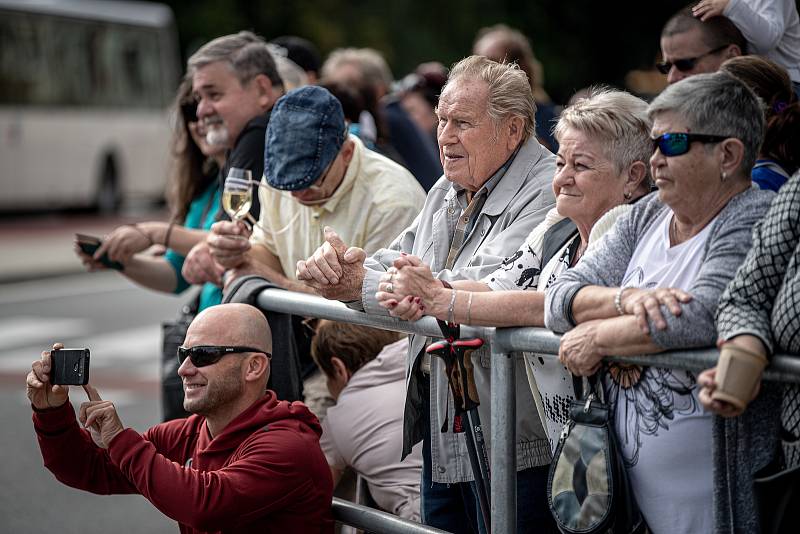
[445,55,536,142]
[555,87,653,186]
[321,48,394,90]
[648,72,764,174]
[188,31,283,89]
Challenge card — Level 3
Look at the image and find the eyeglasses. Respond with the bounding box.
[177,345,270,367]
[181,101,198,123]
[656,44,730,75]
[306,157,337,192]
[652,133,730,157]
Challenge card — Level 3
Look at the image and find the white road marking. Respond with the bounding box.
[0,316,91,348]
[0,324,162,380]
[0,271,136,305]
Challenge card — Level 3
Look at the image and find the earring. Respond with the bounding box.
[623,191,632,200]
[721,171,727,182]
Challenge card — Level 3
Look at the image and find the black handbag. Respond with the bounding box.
[547,374,646,534]
[160,290,200,422]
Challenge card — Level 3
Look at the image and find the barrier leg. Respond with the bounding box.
[491,348,516,533]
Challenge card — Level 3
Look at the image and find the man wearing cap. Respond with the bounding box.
[204,85,425,296]
[27,303,334,533]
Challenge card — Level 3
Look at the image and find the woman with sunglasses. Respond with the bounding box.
[75,78,227,419]
[544,72,774,533]
[375,87,654,447]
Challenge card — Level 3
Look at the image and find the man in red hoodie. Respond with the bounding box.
[27,303,333,533]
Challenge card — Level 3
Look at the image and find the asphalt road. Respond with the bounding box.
[0,271,187,534]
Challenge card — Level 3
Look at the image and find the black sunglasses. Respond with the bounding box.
[656,44,730,75]
[652,133,730,157]
[180,100,198,123]
[177,345,270,367]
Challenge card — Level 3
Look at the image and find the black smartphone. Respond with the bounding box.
[75,233,123,271]
[50,348,90,385]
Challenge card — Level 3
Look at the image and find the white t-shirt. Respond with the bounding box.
[608,209,714,534]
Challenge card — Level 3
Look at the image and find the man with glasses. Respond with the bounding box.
[659,6,746,84]
[26,303,334,533]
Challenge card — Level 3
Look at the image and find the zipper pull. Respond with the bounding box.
[559,421,572,443]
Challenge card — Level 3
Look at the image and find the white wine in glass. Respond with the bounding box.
[223,168,253,222]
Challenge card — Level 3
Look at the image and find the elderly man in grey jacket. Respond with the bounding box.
[297,55,556,533]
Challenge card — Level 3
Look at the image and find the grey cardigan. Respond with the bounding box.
[544,186,775,533]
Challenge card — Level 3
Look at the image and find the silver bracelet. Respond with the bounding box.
[466,291,473,324]
[614,287,627,316]
[448,289,457,324]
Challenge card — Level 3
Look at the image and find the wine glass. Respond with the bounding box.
[222,168,253,223]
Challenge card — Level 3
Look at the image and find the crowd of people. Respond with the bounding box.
[25,1,800,533]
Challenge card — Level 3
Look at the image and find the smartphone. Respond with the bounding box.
[75,233,123,271]
[50,348,90,385]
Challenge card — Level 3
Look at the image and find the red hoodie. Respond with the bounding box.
[33,391,334,533]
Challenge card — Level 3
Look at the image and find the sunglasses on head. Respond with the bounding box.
[181,101,198,123]
[652,133,730,157]
[177,345,270,367]
[656,44,729,75]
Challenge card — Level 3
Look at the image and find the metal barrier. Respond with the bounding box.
[256,288,800,533]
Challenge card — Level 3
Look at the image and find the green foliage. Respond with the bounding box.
[164,0,689,103]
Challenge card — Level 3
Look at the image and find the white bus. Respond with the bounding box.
[0,0,180,212]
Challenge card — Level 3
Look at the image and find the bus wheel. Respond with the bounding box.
[96,156,121,215]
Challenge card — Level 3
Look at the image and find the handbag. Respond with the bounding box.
[160,290,200,421]
[547,374,646,534]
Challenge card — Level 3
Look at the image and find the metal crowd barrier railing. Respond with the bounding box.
[256,288,800,534]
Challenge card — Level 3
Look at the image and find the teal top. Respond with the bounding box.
[165,181,222,311]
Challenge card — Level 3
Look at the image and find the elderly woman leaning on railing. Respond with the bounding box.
[375,87,654,446]
[543,72,774,534]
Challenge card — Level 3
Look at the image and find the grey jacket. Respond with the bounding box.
[544,186,775,532]
[355,137,556,483]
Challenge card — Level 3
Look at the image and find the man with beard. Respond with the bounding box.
[181,31,284,287]
[27,304,333,533]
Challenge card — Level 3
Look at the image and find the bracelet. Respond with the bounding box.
[466,291,473,324]
[164,222,175,249]
[129,224,153,246]
[447,289,457,324]
[614,287,627,316]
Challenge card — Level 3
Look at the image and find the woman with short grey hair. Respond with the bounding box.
[376,87,653,446]
[544,72,775,533]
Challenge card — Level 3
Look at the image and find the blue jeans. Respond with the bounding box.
[419,380,556,533]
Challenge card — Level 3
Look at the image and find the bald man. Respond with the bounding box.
[27,303,333,534]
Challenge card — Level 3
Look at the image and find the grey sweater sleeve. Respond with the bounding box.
[545,188,774,349]
[543,193,651,333]
[648,188,773,349]
[716,178,795,353]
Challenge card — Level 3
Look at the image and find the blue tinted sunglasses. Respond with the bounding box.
[652,133,730,157]
[177,345,270,367]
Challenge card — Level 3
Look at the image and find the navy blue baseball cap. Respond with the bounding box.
[264,86,347,191]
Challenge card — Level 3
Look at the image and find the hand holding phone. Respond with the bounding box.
[26,343,71,410]
[75,234,123,271]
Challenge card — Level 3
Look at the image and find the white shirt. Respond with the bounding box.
[251,135,426,278]
[725,0,800,83]
[610,208,715,534]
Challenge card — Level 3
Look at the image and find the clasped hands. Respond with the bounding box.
[375,255,447,321]
[26,344,125,449]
